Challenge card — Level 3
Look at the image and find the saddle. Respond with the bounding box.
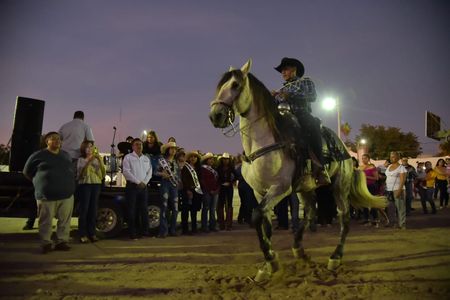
[287,126,350,192]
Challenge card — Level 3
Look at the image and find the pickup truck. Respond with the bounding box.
[0,170,162,238]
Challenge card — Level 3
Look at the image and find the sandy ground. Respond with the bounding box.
[1,201,450,300]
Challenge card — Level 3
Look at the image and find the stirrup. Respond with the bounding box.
[253,252,280,283]
[315,169,331,186]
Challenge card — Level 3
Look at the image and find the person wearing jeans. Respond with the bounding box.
[122,138,153,239]
[155,142,180,237]
[200,152,220,232]
[422,161,437,214]
[77,141,105,243]
[385,151,407,229]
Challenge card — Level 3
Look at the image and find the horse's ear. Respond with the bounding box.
[228,65,235,71]
[240,59,252,75]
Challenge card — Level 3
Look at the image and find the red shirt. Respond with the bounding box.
[200,165,219,193]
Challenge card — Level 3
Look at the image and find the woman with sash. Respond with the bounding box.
[199,152,219,233]
[155,142,180,237]
[181,151,203,235]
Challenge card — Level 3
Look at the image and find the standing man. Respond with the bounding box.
[272,57,330,186]
[122,138,153,239]
[23,132,75,254]
[401,157,417,215]
[59,111,95,173]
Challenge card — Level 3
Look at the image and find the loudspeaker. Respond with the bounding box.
[9,97,45,172]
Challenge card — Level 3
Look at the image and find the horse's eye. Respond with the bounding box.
[231,82,240,90]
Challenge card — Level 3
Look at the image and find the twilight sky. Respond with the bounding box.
[0,0,449,156]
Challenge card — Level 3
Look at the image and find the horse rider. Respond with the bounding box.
[271,57,331,186]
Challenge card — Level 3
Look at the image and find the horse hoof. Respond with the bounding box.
[253,268,272,283]
[327,258,341,271]
[292,247,307,260]
[253,253,281,283]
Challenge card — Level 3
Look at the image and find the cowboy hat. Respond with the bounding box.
[274,57,305,77]
[219,152,231,160]
[160,141,177,154]
[201,152,215,163]
[186,151,201,161]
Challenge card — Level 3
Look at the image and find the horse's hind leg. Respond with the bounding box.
[328,208,350,270]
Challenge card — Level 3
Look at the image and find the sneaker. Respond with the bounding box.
[89,236,99,242]
[23,225,34,230]
[41,244,52,254]
[54,242,71,251]
[80,236,90,244]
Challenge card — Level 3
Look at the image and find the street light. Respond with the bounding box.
[141,130,147,140]
[357,138,368,163]
[321,97,341,139]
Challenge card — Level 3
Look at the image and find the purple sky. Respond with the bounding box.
[1,1,449,156]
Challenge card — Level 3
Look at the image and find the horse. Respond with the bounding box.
[209,59,387,283]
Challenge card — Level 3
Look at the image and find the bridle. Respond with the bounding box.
[210,88,261,138]
[210,71,285,163]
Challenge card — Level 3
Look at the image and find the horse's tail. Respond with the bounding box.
[349,170,387,209]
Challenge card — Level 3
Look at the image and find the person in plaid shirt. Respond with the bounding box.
[272,57,330,186]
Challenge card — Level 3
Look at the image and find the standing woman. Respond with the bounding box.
[77,141,106,243]
[181,151,203,235]
[199,152,220,233]
[143,130,163,177]
[155,142,180,237]
[359,154,380,226]
[385,151,407,229]
[216,153,236,231]
[434,159,449,209]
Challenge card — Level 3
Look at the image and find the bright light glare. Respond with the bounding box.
[360,139,367,145]
[322,97,337,111]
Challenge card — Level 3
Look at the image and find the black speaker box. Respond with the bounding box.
[9,97,45,172]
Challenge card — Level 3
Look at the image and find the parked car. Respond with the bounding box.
[0,171,162,238]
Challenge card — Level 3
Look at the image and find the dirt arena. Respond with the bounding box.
[1,202,450,300]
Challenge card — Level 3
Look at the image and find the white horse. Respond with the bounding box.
[209,59,386,283]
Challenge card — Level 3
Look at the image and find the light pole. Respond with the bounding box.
[357,138,368,164]
[321,97,341,139]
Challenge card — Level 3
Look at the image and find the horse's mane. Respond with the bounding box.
[217,70,288,143]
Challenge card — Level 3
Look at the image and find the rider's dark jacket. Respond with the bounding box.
[274,76,316,114]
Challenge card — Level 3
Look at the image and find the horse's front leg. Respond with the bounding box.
[292,191,315,260]
[252,185,291,283]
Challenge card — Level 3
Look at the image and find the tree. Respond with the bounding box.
[0,144,10,165]
[438,140,450,156]
[355,124,422,160]
[340,122,352,141]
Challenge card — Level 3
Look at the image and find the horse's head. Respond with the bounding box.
[209,59,253,128]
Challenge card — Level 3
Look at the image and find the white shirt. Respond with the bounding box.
[122,152,152,184]
[385,164,407,191]
[59,119,95,159]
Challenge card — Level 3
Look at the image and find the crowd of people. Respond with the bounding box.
[118,131,259,239]
[346,153,450,230]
